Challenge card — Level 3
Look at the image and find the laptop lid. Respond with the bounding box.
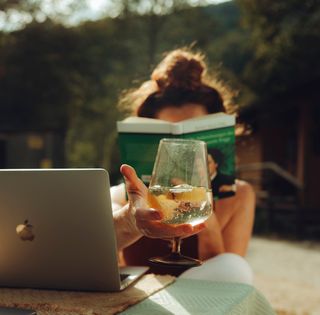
[0,169,147,292]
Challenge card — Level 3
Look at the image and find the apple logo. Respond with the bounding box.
[16,219,35,241]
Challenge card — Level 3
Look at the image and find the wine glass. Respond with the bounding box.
[147,138,213,266]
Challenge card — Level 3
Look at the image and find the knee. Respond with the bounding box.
[212,253,253,284]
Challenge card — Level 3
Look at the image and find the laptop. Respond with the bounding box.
[0,168,148,292]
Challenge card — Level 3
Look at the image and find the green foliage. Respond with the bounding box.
[0,0,88,30]
[0,21,77,130]
[1,0,319,181]
[0,1,252,181]
[238,0,320,104]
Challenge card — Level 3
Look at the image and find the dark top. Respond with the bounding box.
[211,172,235,199]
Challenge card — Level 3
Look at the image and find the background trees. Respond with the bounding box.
[0,0,319,181]
[237,0,320,107]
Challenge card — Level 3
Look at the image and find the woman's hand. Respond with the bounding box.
[120,164,205,239]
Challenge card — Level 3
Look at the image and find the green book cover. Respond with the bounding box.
[117,113,236,199]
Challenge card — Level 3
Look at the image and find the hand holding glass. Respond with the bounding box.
[147,138,213,266]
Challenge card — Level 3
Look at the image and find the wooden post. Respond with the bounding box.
[297,104,308,206]
[296,104,309,237]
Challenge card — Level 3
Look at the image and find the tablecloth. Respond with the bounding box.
[0,274,175,315]
[120,279,276,315]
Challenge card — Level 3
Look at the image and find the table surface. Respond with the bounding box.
[0,277,276,315]
[121,279,276,315]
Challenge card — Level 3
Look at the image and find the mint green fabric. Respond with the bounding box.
[121,279,276,315]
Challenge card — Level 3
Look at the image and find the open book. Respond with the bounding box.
[117,113,236,199]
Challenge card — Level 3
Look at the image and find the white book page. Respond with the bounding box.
[117,113,235,134]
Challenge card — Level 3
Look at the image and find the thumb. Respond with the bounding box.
[120,164,148,203]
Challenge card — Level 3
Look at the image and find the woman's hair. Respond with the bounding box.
[119,48,236,118]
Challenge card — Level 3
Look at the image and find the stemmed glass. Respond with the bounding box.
[147,138,213,266]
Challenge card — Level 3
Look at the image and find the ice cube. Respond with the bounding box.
[169,184,193,194]
[149,185,165,196]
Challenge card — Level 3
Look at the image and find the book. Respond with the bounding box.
[117,113,236,199]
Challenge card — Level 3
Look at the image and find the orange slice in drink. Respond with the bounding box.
[172,187,207,202]
[148,192,177,221]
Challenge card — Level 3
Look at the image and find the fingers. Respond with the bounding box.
[120,164,148,205]
[120,164,144,192]
[135,208,163,221]
[137,220,206,239]
[134,205,206,239]
[119,164,206,240]
[120,164,136,181]
[188,222,206,236]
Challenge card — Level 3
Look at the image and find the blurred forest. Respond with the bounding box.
[0,0,319,183]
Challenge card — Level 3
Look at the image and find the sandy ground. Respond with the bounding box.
[246,236,320,315]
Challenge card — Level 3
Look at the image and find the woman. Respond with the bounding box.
[112,48,255,283]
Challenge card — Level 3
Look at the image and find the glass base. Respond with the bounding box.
[149,252,202,267]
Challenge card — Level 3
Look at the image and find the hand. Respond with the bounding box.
[120,164,205,239]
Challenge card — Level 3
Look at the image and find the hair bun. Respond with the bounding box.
[151,49,205,91]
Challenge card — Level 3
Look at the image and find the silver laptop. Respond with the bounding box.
[0,168,148,291]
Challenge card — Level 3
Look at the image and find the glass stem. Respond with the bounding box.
[171,237,181,255]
